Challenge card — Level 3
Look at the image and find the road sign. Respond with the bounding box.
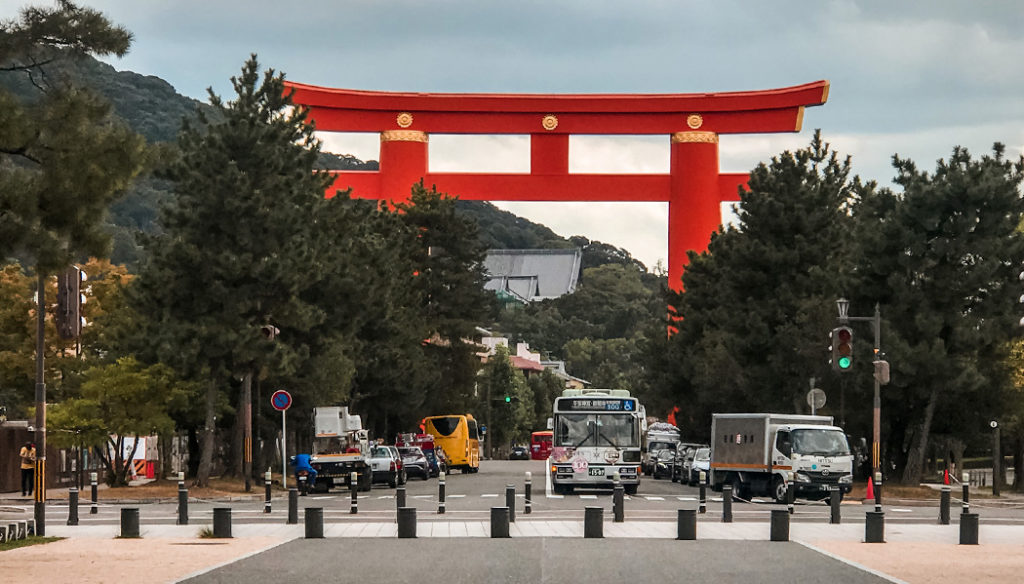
[271,390,292,411]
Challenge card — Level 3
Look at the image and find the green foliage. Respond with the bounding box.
[657,131,855,436]
[47,356,194,485]
[0,1,147,273]
[479,346,533,447]
[850,144,1024,482]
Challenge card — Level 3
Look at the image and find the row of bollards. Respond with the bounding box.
[87,469,982,546]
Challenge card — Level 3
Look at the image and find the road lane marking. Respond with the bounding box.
[644,496,665,501]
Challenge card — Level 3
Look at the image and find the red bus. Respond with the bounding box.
[530,430,553,460]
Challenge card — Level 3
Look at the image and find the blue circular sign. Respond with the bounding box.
[271,390,292,411]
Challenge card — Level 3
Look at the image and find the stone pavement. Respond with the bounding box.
[2,518,1018,584]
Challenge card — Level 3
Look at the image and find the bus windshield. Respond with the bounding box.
[555,414,638,448]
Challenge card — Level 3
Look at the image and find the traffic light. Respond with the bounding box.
[831,326,853,372]
[504,395,511,403]
[56,265,84,340]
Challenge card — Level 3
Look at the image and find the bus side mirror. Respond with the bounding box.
[546,417,553,430]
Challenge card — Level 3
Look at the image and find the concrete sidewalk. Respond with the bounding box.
[8,518,1024,584]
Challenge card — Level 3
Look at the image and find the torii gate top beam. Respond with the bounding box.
[285,80,829,135]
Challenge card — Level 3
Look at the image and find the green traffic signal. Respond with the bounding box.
[832,326,854,372]
[505,396,511,403]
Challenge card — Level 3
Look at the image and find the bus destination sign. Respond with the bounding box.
[561,398,636,412]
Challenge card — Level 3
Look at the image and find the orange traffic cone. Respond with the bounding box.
[865,476,875,500]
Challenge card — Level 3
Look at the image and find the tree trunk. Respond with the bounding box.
[901,387,940,484]
[195,380,217,488]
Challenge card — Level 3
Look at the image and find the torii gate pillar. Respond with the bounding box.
[284,80,829,289]
[670,131,720,288]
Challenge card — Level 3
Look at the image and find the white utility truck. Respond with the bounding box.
[308,406,372,492]
[710,413,853,503]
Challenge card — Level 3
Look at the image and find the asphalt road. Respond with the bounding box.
[179,538,894,584]
[7,459,1024,526]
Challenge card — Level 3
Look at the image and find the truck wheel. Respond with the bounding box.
[729,476,745,501]
[771,476,788,504]
[624,483,638,495]
[388,473,398,488]
[359,472,372,492]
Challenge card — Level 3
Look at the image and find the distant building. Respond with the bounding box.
[541,360,589,389]
[476,331,588,388]
[484,249,582,303]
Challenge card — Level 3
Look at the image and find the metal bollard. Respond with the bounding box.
[397,486,406,516]
[524,472,532,515]
[397,507,417,538]
[584,506,604,538]
[350,472,358,515]
[90,472,98,515]
[506,484,516,523]
[438,471,446,514]
[120,508,140,538]
[67,487,78,526]
[177,471,188,525]
[304,507,323,539]
[698,471,707,514]
[874,471,883,512]
[770,508,790,541]
[722,484,733,523]
[677,508,696,540]
[959,512,979,545]
[962,472,970,514]
[490,506,510,538]
[865,510,885,543]
[287,488,298,524]
[829,486,841,524]
[212,507,232,538]
[940,485,951,525]
[787,472,795,515]
[613,482,624,523]
[264,470,272,514]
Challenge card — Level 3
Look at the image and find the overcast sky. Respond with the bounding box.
[6,1,1023,270]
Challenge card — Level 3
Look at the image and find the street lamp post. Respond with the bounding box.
[837,299,882,480]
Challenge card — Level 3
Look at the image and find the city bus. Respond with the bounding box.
[530,430,553,460]
[549,389,645,494]
[422,414,480,473]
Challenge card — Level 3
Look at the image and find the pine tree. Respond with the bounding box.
[851,144,1024,483]
[667,132,856,429]
[127,55,335,486]
[1,1,145,271]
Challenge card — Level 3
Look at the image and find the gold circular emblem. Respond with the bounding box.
[542,115,558,131]
[686,114,703,129]
[396,112,414,128]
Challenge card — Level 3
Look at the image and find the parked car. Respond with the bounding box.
[687,447,711,486]
[398,446,431,480]
[650,445,676,479]
[424,448,449,477]
[672,442,708,483]
[509,445,529,460]
[368,445,407,487]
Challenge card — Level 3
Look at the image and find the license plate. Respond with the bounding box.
[588,468,604,477]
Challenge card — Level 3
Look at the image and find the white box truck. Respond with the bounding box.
[710,413,853,503]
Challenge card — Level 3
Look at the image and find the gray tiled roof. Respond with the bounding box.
[484,249,582,301]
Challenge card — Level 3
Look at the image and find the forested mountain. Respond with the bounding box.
[0,52,657,279]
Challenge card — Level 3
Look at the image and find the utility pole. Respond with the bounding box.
[34,272,47,535]
[836,299,883,480]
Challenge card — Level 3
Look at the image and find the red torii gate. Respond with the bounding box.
[284,80,829,289]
